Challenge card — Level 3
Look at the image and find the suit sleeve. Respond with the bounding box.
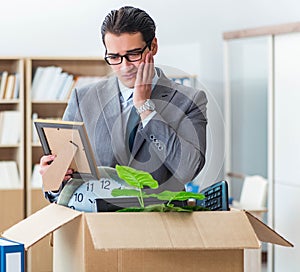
[62,87,84,122]
[139,90,207,183]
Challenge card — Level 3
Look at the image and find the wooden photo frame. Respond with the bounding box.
[34,119,100,190]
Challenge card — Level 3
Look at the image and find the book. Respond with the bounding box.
[12,72,20,99]
[0,111,21,145]
[7,161,21,188]
[32,66,68,100]
[54,72,69,100]
[31,67,44,99]
[43,66,63,100]
[0,71,8,99]
[73,76,107,89]
[0,237,24,272]
[57,74,74,101]
[0,161,20,188]
[4,74,16,99]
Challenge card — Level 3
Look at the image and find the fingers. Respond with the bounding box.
[133,51,154,107]
[40,155,56,166]
[136,52,154,86]
[39,154,74,182]
[143,51,154,83]
[63,168,74,181]
[136,62,144,86]
[146,50,154,64]
[39,155,56,175]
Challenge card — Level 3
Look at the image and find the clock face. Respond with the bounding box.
[57,167,132,212]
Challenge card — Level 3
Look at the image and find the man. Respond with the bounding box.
[40,6,207,202]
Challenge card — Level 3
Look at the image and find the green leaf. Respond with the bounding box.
[171,191,205,201]
[143,204,166,212]
[148,191,179,201]
[149,191,205,201]
[116,205,210,212]
[116,165,159,189]
[111,188,142,197]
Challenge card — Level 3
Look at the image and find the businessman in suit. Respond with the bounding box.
[40,6,208,202]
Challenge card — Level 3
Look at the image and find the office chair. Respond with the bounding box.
[230,174,268,218]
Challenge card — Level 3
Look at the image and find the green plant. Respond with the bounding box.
[111,165,207,212]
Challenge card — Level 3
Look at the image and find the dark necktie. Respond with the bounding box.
[127,107,140,152]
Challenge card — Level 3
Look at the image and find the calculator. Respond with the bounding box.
[197,180,229,211]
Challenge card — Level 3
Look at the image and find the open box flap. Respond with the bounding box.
[245,211,293,247]
[1,204,82,250]
[85,211,261,250]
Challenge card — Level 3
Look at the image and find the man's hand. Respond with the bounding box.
[133,51,154,119]
[39,155,74,181]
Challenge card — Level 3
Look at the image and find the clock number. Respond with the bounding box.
[101,179,111,190]
[87,182,94,192]
[74,192,84,202]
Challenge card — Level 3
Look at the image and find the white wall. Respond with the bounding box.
[2,0,300,186]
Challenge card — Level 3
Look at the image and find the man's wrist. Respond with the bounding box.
[141,110,156,126]
[135,99,155,115]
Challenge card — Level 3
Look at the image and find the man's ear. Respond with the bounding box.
[150,37,158,56]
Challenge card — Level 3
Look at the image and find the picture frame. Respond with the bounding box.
[34,119,100,181]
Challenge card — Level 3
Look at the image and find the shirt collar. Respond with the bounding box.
[118,68,159,101]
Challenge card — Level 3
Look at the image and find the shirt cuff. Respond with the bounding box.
[141,110,156,127]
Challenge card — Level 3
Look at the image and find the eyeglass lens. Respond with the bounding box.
[105,44,149,65]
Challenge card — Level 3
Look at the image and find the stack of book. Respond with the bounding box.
[31,66,107,101]
[0,111,21,145]
[0,161,21,188]
[0,71,20,100]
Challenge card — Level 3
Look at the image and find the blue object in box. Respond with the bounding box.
[0,238,24,272]
[185,182,199,193]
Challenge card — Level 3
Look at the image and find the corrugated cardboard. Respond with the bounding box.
[1,204,293,272]
[28,189,55,272]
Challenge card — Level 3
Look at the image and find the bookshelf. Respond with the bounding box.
[24,56,111,272]
[25,57,111,212]
[0,57,25,232]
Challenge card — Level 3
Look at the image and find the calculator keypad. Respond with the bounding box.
[197,181,229,211]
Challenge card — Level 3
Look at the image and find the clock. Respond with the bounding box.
[57,166,132,212]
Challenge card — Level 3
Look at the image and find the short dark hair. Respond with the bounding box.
[101,6,156,46]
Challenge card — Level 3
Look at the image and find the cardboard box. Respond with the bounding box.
[0,238,24,272]
[28,189,53,272]
[1,204,293,272]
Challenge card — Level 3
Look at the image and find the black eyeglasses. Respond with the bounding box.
[104,43,149,65]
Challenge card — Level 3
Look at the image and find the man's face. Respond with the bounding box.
[104,32,156,88]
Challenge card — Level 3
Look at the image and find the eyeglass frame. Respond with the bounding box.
[104,41,151,65]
